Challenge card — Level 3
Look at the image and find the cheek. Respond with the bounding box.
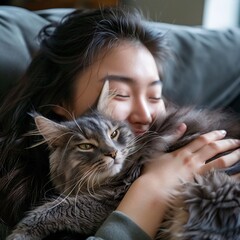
[154,100,166,118]
[108,101,131,121]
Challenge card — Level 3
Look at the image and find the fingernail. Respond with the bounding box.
[219,130,227,135]
[177,123,186,132]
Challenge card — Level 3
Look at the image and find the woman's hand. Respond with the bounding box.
[117,125,240,239]
[142,126,240,189]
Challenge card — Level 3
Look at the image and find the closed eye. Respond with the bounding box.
[149,97,161,102]
[115,94,129,98]
[150,96,161,99]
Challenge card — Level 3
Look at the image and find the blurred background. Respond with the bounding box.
[1,0,240,29]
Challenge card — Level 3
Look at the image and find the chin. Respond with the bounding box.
[110,163,123,176]
[100,164,123,181]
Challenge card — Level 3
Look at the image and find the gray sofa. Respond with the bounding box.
[0,6,240,113]
[0,5,240,239]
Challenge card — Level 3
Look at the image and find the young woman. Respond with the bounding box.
[0,7,239,239]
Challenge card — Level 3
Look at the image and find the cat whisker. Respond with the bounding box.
[86,171,99,198]
[39,104,76,120]
[75,165,99,194]
[90,169,102,193]
[26,139,49,149]
[26,130,75,149]
[49,182,85,210]
[42,170,82,200]
[60,180,80,196]
[72,117,84,135]
[75,161,111,197]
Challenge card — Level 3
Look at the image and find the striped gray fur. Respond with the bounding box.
[7,103,240,240]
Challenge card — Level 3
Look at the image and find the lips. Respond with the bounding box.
[130,123,149,135]
[132,128,148,136]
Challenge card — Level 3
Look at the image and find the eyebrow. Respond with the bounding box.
[103,74,162,86]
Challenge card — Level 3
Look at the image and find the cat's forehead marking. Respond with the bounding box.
[78,138,98,146]
[106,121,118,130]
[74,112,123,143]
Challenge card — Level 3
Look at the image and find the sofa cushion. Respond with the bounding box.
[0,6,239,110]
[0,6,72,101]
[154,23,240,109]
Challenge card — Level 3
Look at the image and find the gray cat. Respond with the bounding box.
[7,109,139,240]
[7,87,240,240]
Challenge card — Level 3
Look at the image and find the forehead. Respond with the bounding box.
[98,42,159,79]
[79,41,159,83]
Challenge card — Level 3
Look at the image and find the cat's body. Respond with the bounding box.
[7,103,240,240]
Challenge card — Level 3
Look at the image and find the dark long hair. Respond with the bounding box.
[0,7,169,226]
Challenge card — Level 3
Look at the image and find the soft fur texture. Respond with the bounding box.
[33,111,135,196]
[7,103,240,240]
[159,171,240,240]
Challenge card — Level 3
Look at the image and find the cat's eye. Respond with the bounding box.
[78,143,95,151]
[111,129,119,139]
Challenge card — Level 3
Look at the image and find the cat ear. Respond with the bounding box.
[34,115,68,148]
[97,80,112,116]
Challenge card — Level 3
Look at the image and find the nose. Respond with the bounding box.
[104,150,117,159]
[131,98,152,124]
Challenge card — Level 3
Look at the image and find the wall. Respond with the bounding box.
[123,0,205,26]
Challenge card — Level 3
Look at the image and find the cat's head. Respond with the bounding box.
[34,111,135,195]
[33,81,135,195]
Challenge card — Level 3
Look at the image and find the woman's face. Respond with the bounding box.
[57,42,166,135]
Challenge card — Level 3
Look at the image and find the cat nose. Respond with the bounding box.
[105,150,117,159]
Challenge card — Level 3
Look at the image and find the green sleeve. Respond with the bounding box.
[86,211,152,240]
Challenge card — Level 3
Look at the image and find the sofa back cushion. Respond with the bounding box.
[0,6,240,110]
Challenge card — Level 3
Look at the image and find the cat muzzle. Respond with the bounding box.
[104,150,117,159]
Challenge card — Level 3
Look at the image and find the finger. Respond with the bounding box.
[201,148,240,173]
[171,123,187,141]
[196,139,240,163]
[185,130,227,153]
[161,123,187,144]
